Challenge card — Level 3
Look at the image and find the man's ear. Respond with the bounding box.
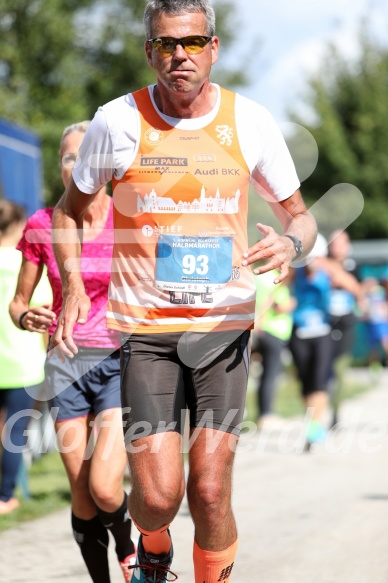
[145,40,153,67]
[211,36,219,66]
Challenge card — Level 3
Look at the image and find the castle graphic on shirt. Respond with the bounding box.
[137,185,240,214]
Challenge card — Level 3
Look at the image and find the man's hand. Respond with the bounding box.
[242,223,295,283]
[48,290,91,362]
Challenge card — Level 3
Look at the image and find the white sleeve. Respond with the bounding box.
[72,109,115,194]
[235,94,300,202]
[72,93,139,194]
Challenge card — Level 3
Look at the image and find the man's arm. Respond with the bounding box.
[49,177,97,358]
[242,189,317,283]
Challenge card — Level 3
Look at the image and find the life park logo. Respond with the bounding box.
[140,155,188,176]
[140,156,188,167]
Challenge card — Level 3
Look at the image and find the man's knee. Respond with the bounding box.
[144,490,183,519]
[187,475,229,514]
[133,476,185,519]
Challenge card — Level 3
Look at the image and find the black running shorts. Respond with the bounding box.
[120,330,250,443]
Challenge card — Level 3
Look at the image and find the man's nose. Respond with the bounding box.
[173,42,188,60]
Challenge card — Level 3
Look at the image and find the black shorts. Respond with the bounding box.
[120,331,250,443]
[289,330,332,397]
[330,313,356,359]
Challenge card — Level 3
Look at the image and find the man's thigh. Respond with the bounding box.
[120,331,250,445]
[121,333,186,444]
[184,330,250,433]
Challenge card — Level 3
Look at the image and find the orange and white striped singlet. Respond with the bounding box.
[107,87,256,334]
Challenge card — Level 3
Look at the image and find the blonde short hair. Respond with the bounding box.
[59,120,90,155]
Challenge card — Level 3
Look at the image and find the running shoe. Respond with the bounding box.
[119,544,137,582]
[305,420,328,451]
[129,534,177,582]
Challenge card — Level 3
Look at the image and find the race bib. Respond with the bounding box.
[155,234,233,293]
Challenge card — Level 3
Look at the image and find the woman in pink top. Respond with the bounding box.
[9,122,136,583]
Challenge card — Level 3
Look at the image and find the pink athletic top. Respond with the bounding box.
[17,201,120,349]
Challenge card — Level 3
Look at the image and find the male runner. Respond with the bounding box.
[50,1,317,581]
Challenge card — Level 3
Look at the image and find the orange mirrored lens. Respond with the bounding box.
[150,36,211,55]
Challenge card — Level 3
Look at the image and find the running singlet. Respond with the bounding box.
[73,84,300,334]
[17,203,120,349]
[108,87,255,334]
[292,267,331,339]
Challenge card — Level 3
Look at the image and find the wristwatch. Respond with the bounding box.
[285,234,303,261]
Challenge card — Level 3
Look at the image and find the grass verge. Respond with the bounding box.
[0,451,70,532]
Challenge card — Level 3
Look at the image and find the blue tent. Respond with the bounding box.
[0,118,43,216]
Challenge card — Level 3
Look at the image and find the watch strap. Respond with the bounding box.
[285,234,303,261]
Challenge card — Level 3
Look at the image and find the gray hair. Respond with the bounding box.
[144,0,216,38]
[59,120,90,154]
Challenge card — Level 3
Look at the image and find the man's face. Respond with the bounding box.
[145,11,219,95]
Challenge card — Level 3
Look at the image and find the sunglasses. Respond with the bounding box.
[147,35,212,56]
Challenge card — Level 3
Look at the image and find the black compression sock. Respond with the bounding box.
[96,493,135,562]
[71,512,110,582]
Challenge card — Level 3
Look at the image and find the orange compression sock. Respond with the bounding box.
[134,520,172,555]
[193,539,238,583]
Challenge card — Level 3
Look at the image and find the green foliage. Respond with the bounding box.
[0,0,248,206]
[290,31,388,239]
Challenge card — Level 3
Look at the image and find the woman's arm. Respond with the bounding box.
[314,256,364,300]
[9,257,56,333]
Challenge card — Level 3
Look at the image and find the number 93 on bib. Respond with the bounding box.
[155,234,233,293]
